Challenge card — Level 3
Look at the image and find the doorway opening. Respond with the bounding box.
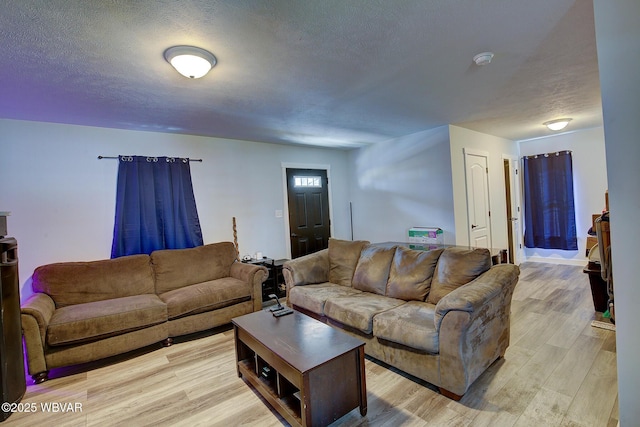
[285,168,331,259]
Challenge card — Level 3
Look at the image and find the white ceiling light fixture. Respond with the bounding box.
[473,52,494,66]
[544,118,572,131]
[164,46,217,79]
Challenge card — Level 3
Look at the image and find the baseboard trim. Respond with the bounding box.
[523,256,587,266]
[591,320,615,331]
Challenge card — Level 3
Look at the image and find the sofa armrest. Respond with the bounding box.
[434,264,520,329]
[435,264,520,396]
[283,249,329,288]
[230,262,268,311]
[21,292,56,376]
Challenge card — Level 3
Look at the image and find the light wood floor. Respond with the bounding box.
[6,262,618,426]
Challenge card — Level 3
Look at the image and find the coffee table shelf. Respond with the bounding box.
[237,357,302,425]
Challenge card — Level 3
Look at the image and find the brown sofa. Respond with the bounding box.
[21,241,267,383]
[283,239,520,400]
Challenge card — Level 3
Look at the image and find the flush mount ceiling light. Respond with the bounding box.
[473,52,494,66]
[544,118,572,131]
[164,46,217,79]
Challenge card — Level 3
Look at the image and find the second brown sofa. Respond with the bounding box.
[283,238,520,400]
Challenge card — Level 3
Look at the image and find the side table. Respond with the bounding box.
[243,258,289,302]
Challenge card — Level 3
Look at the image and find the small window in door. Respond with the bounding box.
[294,176,322,188]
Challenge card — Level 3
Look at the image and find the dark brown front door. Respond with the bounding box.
[286,168,330,258]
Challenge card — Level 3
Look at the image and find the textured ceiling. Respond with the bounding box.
[0,0,602,148]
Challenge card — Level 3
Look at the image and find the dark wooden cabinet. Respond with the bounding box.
[0,237,26,421]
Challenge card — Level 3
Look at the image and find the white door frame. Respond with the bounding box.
[463,148,493,249]
[503,154,524,264]
[281,162,334,259]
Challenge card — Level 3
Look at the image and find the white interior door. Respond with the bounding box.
[464,149,492,249]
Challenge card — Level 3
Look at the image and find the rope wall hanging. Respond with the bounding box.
[233,217,239,261]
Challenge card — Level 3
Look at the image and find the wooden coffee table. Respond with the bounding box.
[232,309,367,427]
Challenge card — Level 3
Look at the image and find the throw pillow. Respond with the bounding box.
[352,245,396,295]
[426,247,491,304]
[386,247,443,301]
[328,238,370,286]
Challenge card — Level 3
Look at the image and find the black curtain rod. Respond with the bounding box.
[522,150,572,160]
[97,156,202,162]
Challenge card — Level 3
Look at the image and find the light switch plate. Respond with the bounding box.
[275,210,283,218]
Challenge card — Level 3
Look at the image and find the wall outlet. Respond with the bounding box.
[275,210,283,218]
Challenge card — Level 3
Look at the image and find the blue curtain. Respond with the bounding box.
[523,151,578,250]
[111,156,203,258]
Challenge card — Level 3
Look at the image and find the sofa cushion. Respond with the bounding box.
[427,247,492,304]
[373,301,439,353]
[159,277,252,319]
[289,283,362,316]
[32,255,155,308]
[386,247,443,301]
[152,242,238,294]
[328,238,369,286]
[352,245,396,295]
[47,294,167,346]
[324,293,406,334]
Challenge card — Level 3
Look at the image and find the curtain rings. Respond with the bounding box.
[113,155,197,163]
[525,150,573,160]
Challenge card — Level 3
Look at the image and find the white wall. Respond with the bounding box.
[593,1,640,424]
[518,127,608,265]
[347,126,456,243]
[0,119,351,302]
[449,125,519,252]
